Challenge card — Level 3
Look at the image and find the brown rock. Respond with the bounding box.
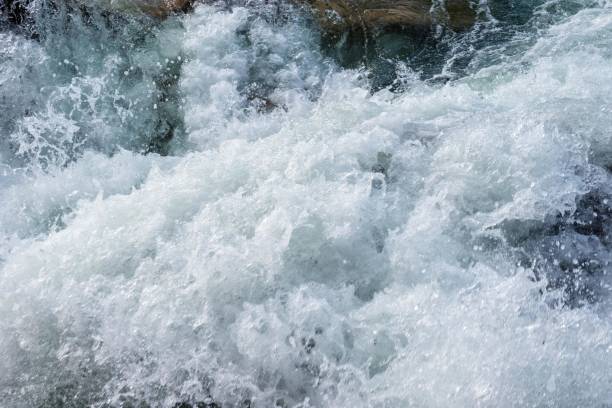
[71,0,193,18]
[443,0,477,31]
[297,0,476,33]
[129,0,476,31]
[133,0,193,17]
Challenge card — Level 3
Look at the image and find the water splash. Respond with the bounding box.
[1,1,612,407]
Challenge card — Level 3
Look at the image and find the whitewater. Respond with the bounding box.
[1,0,612,406]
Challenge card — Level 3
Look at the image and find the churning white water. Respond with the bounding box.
[1,0,612,406]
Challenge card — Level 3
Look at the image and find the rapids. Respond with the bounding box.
[1,0,612,406]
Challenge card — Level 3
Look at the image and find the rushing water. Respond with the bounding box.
[1,0,612,406]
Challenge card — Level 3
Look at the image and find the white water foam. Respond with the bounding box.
[1,1,612,406]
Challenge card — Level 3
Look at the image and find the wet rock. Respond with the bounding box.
[443,0,477,30]
[298,0,476,34]
[44,0,196,18]
[89,0,193,18]
[300,0,430,33]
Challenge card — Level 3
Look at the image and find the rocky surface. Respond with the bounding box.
[73,0,193,17]
[297,0,476,33]
[3,0,476,31]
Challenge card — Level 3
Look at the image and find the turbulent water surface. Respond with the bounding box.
[1,0,612,406]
